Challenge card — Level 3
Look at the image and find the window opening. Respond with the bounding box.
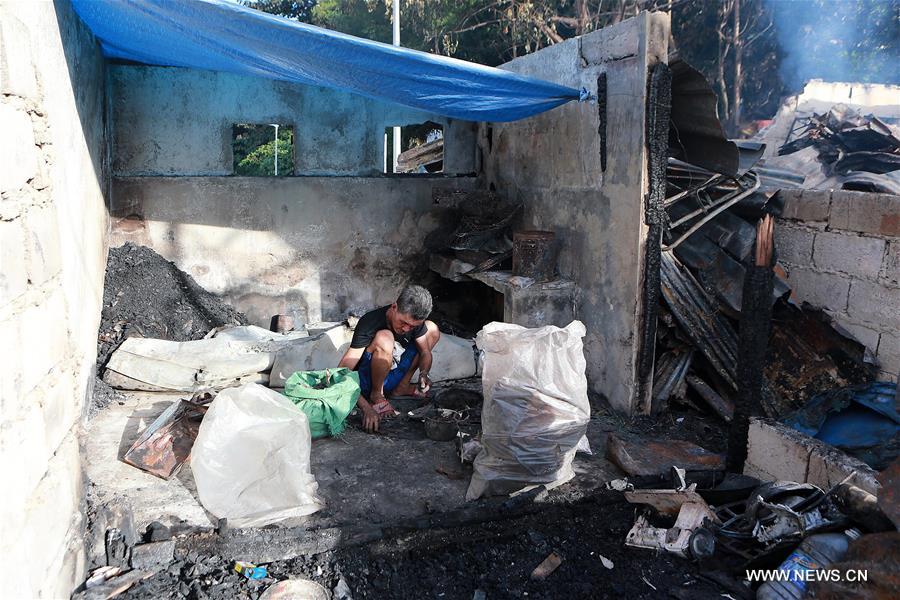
[384,121,444,174]
[232,123,294,176]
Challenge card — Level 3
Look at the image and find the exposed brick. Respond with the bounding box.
[847,280,900,330]
[881,240,900,287]
[812,230,885,279]
[877,331,900,376]
[783,265,850,313]
[774,224,815,265]
[0,102,39,193]
[0,218,28,305]
[829,190,900,237]
[779,189,830,222]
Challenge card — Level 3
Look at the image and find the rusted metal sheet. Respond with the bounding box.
[606,433,725,477]
[660,251,738,390]
[123,399,207,479]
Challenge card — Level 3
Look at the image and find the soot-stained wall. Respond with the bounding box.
[481,13,670,413]
[109,66,478,326]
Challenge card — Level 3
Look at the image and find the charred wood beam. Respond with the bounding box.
[637,62,672,413]
[727,215,775,472]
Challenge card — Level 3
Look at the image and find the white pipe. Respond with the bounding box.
[392,0,401,173]
[270,123,279,176]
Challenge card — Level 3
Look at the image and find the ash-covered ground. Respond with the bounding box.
[121,497,733,600]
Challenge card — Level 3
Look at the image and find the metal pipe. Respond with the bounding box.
[392,0,401,173]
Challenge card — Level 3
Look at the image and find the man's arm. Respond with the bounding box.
[338,346,364,370]
[415,334,434,392]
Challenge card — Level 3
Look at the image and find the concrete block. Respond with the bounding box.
[20,433,84,598]
[847,280,900,330]
[783,265,850,313]
[812,230,885,279]
[774,224,815,265]
[130,540,175,570]
[0,13,39,100]
[876,331,900,375]
[24,204,63,285]
[807,445,879,496]
[829,190,900,237]
[0,317,21,402]
[18,289,69,393]
[744,419,812,483]
[744,418,879,495]
[0,217,28,305]
[1,398,50,513]
[829,316,880,352]
[778,189,830,222]
[0,102,39,192]
[881,240,900,286]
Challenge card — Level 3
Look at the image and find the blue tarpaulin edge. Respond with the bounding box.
[71,0,583,123]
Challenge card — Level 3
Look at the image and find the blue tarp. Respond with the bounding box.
[71,0,583,122]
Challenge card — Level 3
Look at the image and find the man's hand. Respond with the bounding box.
[361,403,380,433]
[417,372,432,396]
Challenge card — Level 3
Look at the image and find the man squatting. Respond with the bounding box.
[338,285,441,432]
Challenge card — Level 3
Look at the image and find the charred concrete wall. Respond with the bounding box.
[776,190,900,381]
[0,0,109,596]
[110,176,476,326]
[481,13,670,413]
[109,66,478,326]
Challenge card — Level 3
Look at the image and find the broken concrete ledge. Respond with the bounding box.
[175,484,615,562]
[744,417,880,495]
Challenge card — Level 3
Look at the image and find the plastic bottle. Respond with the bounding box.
[757,528,861,599]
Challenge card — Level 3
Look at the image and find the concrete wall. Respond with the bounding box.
[109,66,478,326]
[0,0,109,596]
[776,190,900,381]
[481,13,670,413]
[111,176,476,326]
[111,65,477,176]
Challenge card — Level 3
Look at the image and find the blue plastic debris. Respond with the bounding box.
[783,382,899,470]
[70,0,581,123]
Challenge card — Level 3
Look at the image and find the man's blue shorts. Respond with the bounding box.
[356,344,418,398]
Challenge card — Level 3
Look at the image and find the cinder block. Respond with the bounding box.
[779,189,830,222]
[807,445,879,496]
[0,217,28,305]
[774,223,815,265]
[1,398,49,514]
[847,280,900,330]
[876,331,900,376]
[0,13,39,100]
[829,316,880,352]
[881,240,900,286]
[744,419,812,483]
[829,190,900,237]
[812,231,885,279]
[745,418,880,495]
[18,289,70,393]
[20,433,84,598]
[0,102,39,193]
[783,265,850,313]
[24,204,63,285]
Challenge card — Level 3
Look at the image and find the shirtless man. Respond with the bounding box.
[338,285,441,432]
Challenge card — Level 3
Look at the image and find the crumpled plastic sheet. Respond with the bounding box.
[466,321,591,500]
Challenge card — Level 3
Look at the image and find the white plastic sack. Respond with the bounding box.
[466,321,591,501]
[191,383,322,527]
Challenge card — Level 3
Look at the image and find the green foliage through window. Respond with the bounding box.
[232,123,294,176]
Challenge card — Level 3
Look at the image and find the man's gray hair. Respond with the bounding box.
[396,285,433,320]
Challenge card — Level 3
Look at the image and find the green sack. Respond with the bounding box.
[282,368,361,439]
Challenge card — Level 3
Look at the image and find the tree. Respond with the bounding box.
[242,0,317,21]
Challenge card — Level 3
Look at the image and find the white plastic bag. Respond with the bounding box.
[466,321,591,500]
[191,383,322,527]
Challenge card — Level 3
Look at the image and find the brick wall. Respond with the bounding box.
[0,0,109,597]
[776,189,900,381]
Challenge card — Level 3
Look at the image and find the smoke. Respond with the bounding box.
[766,0,900,92]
